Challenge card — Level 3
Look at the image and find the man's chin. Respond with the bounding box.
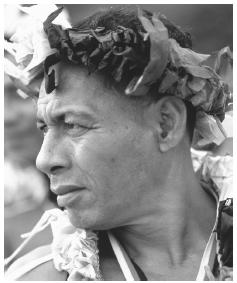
[66,208,110,231]
[66,208,97,230]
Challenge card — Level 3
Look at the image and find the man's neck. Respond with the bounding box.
[113,151,216,280]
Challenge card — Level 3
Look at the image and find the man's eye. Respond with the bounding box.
[65,123,78,129]
[64,122,89,134]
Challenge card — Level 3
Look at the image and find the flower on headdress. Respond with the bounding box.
[4,4,71,98]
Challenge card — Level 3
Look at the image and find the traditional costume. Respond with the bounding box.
[4,4,233,280]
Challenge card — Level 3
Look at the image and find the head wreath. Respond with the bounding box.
[4,5,233,147]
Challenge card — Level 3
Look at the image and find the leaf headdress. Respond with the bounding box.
[4,5,233,146]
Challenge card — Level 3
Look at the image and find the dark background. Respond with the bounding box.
[64,4,233,54]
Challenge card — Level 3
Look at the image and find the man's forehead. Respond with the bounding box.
[36,61,137,123]
[37,64,110,117]
[37,87,97,117]
[39,61,109,98]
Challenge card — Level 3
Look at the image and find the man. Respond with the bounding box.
[4,5,232,281]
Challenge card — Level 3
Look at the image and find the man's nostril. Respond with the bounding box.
[50,165,64,175]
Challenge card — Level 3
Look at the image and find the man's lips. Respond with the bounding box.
[51,185,87,207]
[51,185,86,196]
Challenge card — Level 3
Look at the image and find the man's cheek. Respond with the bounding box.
[74,137,119,171]
[73,134,131,188]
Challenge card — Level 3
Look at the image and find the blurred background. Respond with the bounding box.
[4,4,233,260]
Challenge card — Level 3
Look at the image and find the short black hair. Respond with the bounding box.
[74,6,195,141]
[74,6,192,48]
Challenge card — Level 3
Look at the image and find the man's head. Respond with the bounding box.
[34,5,231,230]
[36,57,192,230]
[35,6,197,230]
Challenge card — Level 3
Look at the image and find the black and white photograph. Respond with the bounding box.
[3,3,233,281]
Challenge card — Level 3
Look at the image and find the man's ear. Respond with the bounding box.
[148,96,187,152]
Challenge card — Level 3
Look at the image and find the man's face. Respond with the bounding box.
[36,62,158,230]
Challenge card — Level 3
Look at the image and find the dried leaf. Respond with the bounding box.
[126,12,169,96]
[44,53,61,94]
[188,77,206,92]
[158,70,179,93]
[175,75,190,99]
[202,46,233,93]
[91,30,112,45]
[195,111,225,145]
[125,76,146,95]
[183,65,215,79]
[112,58,128,82]
[43,6,64,31]
[111,31,120,43]
[69,31,98,51]
[97,50,114,70]
[169,39,209,67]
[113,47,132,57]
[89,47,103,60]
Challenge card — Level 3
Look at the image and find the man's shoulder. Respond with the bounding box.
[5,245,67,281]
[5,245,125,281]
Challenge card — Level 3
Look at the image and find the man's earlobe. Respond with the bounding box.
[155,96,187,152]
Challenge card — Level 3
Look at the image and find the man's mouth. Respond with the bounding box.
[51,185,86,207]
[51,185,85,195]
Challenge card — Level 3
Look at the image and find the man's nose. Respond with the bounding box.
[36,132,70,176]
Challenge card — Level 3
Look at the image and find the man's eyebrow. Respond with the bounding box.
[65,110,97,120]
[36,107,97,124]
[56,109,97,122]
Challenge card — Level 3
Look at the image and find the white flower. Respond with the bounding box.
[50,209,102,281]
[11,20,53,84]
[4,4,71,96]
